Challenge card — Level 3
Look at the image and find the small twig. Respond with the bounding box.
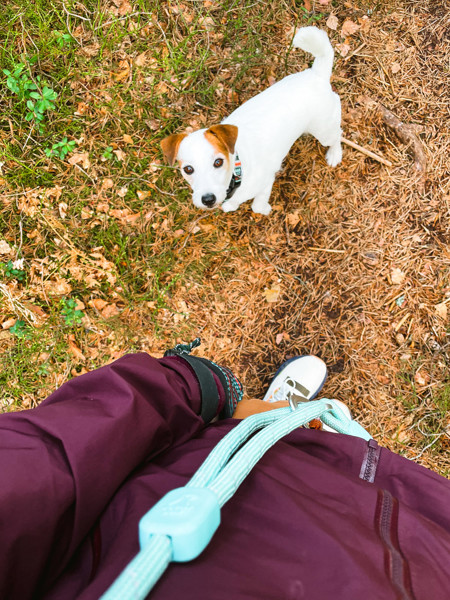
[94,12,154,31]
[73,162,97,186]
[284,216,291,246]
[363,97,427,175]
[411,433,444,460]
[341,137,393,167]
[179,214,211,250]
[62,2,91,21]
[308,247,346,254]
[344,42,367,62]
[394,312,411,332]
[15,220,23,261]
[61,1,88,46]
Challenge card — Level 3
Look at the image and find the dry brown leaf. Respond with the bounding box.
[113,149,126,162]
[303,0,312,10]
[263,285,282,303]
[134,52,147,67]
[101,304,120,319]
[335,43,350,57]
[68,335,86,361]
[89,298,108,311]
[102,178,114,190]
[391,268,406,285]
[123,134,134,145]
[435,302,448,321]
[2,317,17,329]
[82,43,100,57]
[391,62,401,74]
[414,369,430,386]
[0,240,12,255]
[118,0,133,16]
[137,190,151,200]
[326,14,338,31]
[68,153,91,169]
[341,19,360,37]
[287,210,302,227]
[74,102,89,116]
[45,279,72,296]
[58,202,68,219]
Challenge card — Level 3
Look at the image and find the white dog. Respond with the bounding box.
[161,26,342,215]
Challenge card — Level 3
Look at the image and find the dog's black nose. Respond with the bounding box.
[201,193,216,208]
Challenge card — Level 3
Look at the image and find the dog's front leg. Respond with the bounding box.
[222,199,242,212]
[251,179,275,215]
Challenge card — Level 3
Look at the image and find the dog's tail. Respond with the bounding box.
[292,26,334,80]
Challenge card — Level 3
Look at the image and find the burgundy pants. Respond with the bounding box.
[1,353,449,599]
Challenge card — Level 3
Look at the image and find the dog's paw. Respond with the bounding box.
[326,144,343,167]
[222,201,238,212]
[252,203,272,215]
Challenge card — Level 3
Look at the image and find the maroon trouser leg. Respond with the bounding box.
[0,353,218,600]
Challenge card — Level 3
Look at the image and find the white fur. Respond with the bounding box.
[177,26,342,214]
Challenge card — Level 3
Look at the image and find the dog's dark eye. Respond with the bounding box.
[213,158,224,168]
[184,165,194,175]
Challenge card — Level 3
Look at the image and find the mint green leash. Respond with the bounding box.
[100,399,371,600]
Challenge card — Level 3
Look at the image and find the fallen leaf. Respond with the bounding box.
[414,369,430,386]
[89,298,108,311]
[303,0,312,10]
[134,52,147,67]
[113,149,126,162]
[263,285,282,303]
[391,62,401,74]
[326,14,338,31]
[391,268,406,285]
[101,303,120,319]
[68,335,86,361]
[118,0,133,16]
[0,240,12,255]
[341,19,360,37]
[335,43,350,57]
[117,186,128,198]
[102,178,114,190]
[137,190,151,200]
[68,152,91,169]
[74,102,89,116]
[318,0,331,4]
[123,134,134,144]
[112,67,130,82]
[435,302,448,321]
[82,43,100,57]
[397,425,409,443]
[58,202,68,219]
[2,317,16,329]
[45,279,72,296]
[287,210,302,227]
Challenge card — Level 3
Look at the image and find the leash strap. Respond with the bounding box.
[100,399,371,600]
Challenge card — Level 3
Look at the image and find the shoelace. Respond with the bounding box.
[271,376,309,406]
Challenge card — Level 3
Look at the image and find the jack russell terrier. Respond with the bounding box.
[161,26,342,215]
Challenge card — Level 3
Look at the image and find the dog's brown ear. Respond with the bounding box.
[205,124,238,155]
[161,133,187,166]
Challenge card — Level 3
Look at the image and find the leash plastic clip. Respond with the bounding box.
[139,487,220,562]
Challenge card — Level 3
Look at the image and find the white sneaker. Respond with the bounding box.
[262,356,327,405]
